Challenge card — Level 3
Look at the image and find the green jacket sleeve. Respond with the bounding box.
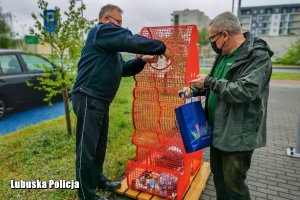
[191,87,207,96]
[204,51,272,104]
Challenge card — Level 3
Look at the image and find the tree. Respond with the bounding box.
[29,0,95,137]
[198,27,210,46]
[0,7,17,48]
[275,39,300,65]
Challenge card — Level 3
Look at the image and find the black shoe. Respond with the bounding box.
[92,196,108,200]
[82,195,108,200]
[98,180,121,191]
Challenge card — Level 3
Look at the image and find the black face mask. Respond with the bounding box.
[210,32,225,54]
[211,40,223,54]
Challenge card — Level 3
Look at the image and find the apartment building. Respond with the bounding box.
[171,9,211,31]
[239,4,300,36]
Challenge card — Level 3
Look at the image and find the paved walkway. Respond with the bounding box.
[200,80,300,200]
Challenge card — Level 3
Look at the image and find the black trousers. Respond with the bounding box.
[210,146,253,200]
[72,92,110,200]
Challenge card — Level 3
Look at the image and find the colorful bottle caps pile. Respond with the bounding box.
[131,170,178,199]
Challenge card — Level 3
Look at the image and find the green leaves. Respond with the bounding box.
[29,0,95,104]
[275,39,300,65]
[198,27,210,46]
[0,7,18,48]
[29,0,96,135]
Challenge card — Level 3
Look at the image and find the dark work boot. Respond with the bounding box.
[97,180,121,191]
[92,196,108,200]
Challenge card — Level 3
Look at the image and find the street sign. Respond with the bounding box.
[24,35,38,44]
[44,9,58,32]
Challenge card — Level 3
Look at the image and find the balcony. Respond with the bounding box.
[257,15,272,23]
[288,26,300,29]
[289,13,300,21]
[288,28,300,35]
[288,22,300,29]
[239,15,251,23]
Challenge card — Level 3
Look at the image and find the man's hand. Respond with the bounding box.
[142,55,158,63]
[178,87,193,99]
[190,74,207,89]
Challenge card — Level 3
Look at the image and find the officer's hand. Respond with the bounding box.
[163,48,171,61]
[142,55,158,63]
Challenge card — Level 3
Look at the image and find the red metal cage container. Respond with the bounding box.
[126,25,201,199]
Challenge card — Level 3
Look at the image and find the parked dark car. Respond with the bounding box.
[0,49,56,119]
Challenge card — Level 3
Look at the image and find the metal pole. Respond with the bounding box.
[237,0,241,19]
[80,0,83,19]
[77,0,84,40]
[296,116,300,154]
[232,0,235,13]
[287,115,300,158]
[81,0,84,40]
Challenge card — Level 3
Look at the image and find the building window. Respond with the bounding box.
[275,8,280,13]
[252,23,256,27]
[291,7,297,13]
[280,22,286,27]
[279,29,286,35]
[241,10,251,15]
[260,9,264,14]
[259,23,262,27]
[253,17,257,21]
[282,7,289,13]
[266,8,272,14]
[258,15,270,22]
[253,10,257,14]
[174,15,179,25]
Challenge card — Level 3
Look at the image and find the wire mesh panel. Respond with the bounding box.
[126,161,190,200]
[127,25,201,199]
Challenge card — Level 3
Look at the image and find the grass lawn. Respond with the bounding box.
[0,77,136,199]
[200,69,300,80]
[271,72,300,80]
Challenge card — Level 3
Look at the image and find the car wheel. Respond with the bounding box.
[0,98,6,119]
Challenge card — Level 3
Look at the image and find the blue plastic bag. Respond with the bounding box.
[175,101,212,153]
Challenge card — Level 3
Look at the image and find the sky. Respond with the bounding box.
[1,0,300,36]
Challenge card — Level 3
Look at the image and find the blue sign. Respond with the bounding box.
[44,9,57,32]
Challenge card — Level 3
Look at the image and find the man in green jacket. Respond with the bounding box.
[183,12,273,199]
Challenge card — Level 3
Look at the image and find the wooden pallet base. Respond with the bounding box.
[116,162,211,200]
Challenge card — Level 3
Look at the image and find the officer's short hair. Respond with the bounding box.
[209,11,242,35]
[99,4,123,20]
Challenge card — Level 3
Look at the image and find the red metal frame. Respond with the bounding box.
[127,25,201,200]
